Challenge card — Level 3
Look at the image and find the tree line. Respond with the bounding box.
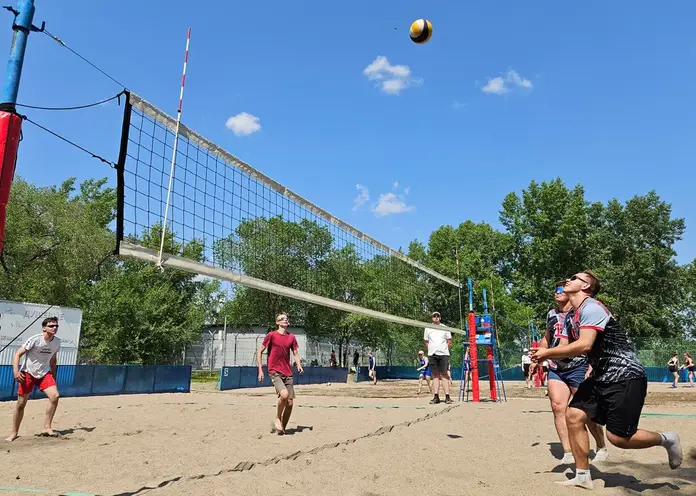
[1,175,693,365]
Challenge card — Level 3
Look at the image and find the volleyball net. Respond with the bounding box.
[115,92,464,335]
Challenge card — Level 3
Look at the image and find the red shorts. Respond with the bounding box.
[17,372,56,395]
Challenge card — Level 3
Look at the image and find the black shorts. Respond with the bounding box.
[668,366,678,374]
[429,354,450,375]
[569,377,647,438]
[523,364,530,377]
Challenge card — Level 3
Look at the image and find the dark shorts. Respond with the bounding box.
[429,354,450,375]
[523,364,530,377]
[689,366,695,372]
[669,366,678,374]
[569,377,647,438]
[548,364,588,390]
[270,373,295,400]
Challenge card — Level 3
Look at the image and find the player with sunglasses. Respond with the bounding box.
[531,271,682,489]
[6,317,62,441]
[542,280,607,465]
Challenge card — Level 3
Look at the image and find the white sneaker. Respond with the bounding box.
[592,448,609,462]
[661,432,683,469]
[561,452,575,465]
[557,477,594,490]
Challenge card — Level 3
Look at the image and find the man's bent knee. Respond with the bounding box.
[566,407,588,427]
[279,389,289,400]
[43,386,59,402]
[550,400,567,415]
[606,432,630,448]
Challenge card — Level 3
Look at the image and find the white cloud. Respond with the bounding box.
[404,186,410,195]
[392,181,399,190]
[482,70,533,95]
[363,55,421,95]
[482,77,508,95]
[507,70,532,89]
[225,112,261,136]
[372,192,415,216]
[353,184,370,211]
[452,100,467,109]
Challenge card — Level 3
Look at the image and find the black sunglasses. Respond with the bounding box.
[569,274,588,284]
[46,324,59,328]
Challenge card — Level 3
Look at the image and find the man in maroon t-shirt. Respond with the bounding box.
[257,313,304,435]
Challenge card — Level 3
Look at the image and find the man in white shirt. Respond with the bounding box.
[521,349,532,389]
[6,317,62,441]
[423,311,452,404]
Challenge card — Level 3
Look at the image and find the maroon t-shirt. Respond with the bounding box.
[262,330,298,377]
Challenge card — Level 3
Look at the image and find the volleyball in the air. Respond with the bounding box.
[409,19,432,44]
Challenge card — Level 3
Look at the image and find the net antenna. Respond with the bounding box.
[157,27,191,269]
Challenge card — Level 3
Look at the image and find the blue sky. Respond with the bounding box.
[4,1,695,264]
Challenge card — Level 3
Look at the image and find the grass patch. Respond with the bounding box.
[191,370,220,383]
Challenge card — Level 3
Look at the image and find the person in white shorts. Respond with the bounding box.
[6,317,62,441]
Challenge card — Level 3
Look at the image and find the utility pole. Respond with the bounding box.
[1,0,42,108]
[0,0,43,254]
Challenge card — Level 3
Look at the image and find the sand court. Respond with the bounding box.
[0,380,693,495]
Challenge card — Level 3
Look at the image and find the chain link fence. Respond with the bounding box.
[184,327,696,373]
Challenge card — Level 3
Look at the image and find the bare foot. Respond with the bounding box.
[274,418,284,435]
[5,433,18,442]
[38,429,57,437]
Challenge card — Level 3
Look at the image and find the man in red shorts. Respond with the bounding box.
[6,316,62,441]
[257,313,303,435]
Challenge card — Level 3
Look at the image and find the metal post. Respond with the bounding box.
[222,315,227,367]
[468,311,479,402]
[467,277,474,312]
[1,0,37,107]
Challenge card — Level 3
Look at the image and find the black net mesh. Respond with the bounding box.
[119,93,462,330]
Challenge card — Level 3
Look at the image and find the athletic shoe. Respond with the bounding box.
[593,448,609,462]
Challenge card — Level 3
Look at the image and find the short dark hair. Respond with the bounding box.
[554,279,566,289]
[582,270,601,296]
[41,317,58,327]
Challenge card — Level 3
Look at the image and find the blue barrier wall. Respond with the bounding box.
[219,366,348,390]
[0,365,191,402]
[356,365,690,383]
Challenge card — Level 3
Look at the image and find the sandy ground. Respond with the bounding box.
[0,379,693,496]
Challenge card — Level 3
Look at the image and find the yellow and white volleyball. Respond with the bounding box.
[409,19,432,44]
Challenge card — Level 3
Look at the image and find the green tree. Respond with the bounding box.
[78,226,207,364]
[594,192,685,338]
[500,178,597,314]
[215,216,333,327]
[0,176,116,306]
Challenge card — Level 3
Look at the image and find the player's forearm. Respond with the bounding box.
[256,350,263,371]
[543,340,589,359]
[12,352,20,373]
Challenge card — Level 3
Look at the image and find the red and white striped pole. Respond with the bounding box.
[158,27,191,266]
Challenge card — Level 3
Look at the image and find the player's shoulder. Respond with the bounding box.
[546,308,558,319]
[583,297,612,316]
[23,333,43,345]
